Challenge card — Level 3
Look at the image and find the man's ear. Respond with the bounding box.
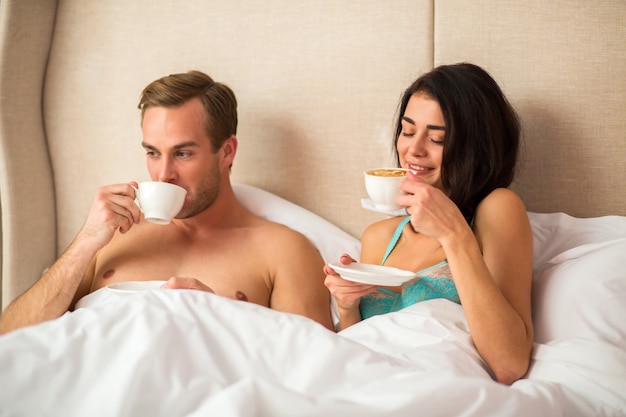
[221,135,238,168]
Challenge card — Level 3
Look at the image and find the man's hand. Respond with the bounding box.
[162,277,215,293]
[77,182,142,252]
[162,277,249,301]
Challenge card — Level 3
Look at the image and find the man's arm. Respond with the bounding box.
[0,239,98,334]
[0,183,141,335]
[269,228,334,330]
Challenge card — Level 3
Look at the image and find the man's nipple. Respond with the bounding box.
[102,269,115,279]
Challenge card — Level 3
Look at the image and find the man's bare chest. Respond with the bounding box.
[90,232,273,302]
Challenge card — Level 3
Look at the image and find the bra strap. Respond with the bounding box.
[380,216,412,265]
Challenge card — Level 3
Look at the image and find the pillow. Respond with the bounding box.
[233,183,361,263]
[528,212,626,345]
[528,212,626,269]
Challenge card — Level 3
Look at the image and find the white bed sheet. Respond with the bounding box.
[1,185,625,416]
[2,288,621,417]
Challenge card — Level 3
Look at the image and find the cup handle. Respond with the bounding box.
[131,185,141,210]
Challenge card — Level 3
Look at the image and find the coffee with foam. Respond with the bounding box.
[363,168,407,211]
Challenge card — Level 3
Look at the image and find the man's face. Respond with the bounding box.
[140,98,225,219]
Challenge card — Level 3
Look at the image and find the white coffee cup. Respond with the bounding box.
[134,181,187,225]
[364,168,407,211]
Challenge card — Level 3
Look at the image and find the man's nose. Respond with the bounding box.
[156,157,176,182]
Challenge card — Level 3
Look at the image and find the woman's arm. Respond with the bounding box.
[440,189,534,384]
[323,254,378,331]
[324,220,393,330]
[398,183,533,384]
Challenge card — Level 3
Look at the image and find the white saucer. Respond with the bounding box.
[329,262,415,286]
[361,198,407,217]
[106,280,167,293]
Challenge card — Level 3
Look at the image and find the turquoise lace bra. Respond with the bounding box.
[359,216,460,319]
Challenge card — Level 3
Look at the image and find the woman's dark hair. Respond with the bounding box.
[393,63,521,222]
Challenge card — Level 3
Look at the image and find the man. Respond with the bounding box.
[0,70,333,333]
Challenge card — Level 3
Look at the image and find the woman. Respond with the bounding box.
[324,63,534,384]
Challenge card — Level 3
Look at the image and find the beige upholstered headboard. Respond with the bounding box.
[1,0,625,309]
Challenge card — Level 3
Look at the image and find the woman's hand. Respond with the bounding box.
[397,179,466,241]
[323,254,377,328]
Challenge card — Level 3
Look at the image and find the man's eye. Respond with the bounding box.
[146,150,158,157]
[177,151,192,158]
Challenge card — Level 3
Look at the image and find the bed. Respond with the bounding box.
[0,184,625,416]
[1,1,625,416]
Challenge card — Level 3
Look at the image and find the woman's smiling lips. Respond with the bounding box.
[407,163,433,176]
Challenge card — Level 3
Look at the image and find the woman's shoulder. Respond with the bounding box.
[474,188,530,232]
[362,216,407,242]
[477,188,526,213]
[361,216,408,263]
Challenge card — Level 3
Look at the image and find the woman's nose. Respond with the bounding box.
[408,133,427,156]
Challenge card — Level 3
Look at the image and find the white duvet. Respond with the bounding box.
[0,287,622,417]
[1,187,625,416]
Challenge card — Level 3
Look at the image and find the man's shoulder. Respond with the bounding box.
[240,217,320,262]
[251,216,311,243]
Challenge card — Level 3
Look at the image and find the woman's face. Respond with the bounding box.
[396,92,446,191]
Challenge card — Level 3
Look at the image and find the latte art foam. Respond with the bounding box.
[366,169,406,177]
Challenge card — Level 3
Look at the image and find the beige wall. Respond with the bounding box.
[434,0,626,218]
[44,0,434,247]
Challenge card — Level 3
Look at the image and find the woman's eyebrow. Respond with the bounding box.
[402,117,446,131]
[402,116,416,125]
